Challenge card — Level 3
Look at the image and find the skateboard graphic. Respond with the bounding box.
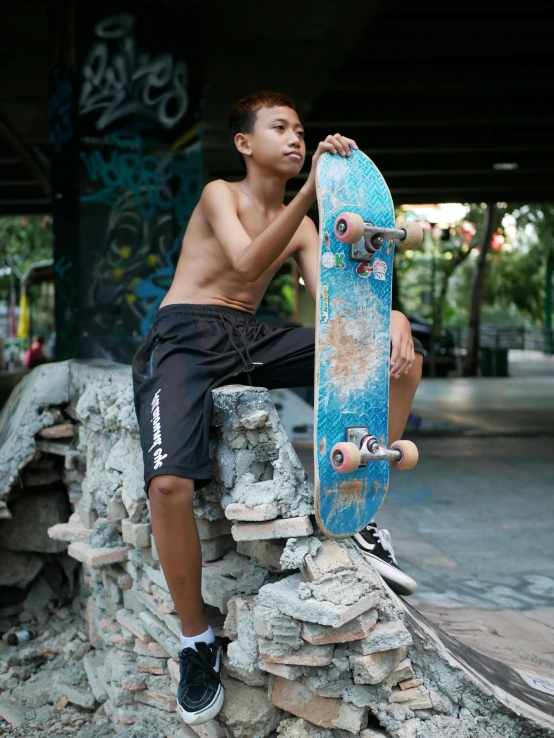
[314,149,422,539]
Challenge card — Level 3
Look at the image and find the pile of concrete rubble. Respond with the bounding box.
[0,362,547,738]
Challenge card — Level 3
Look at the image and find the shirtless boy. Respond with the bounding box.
[132,91,423,726]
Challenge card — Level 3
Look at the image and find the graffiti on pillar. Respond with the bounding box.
[79,131,190,220]
[54,256,80,359]
[49,70,74,154]
[80,13,189,132]
[74,8,202,362]
[79,134,202,360]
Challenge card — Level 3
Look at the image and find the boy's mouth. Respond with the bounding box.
[285,151,302,161]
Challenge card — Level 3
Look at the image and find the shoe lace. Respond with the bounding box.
[181,645,218,688]
[366,522,398,565]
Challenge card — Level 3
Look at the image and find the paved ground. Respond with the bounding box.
[296,350,554,676]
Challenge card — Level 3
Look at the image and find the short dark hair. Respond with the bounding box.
[229,91,296,168]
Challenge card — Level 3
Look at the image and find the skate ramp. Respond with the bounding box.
[397,593,554,731]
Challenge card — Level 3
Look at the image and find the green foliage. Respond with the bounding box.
[396,202,551,328]
[395,204,482,327]
[481,203,553,324]
[483,245,545,323]
[262,267,294,319]
[0,216,53,298]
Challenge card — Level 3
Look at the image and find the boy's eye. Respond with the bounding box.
[297,130,305,138]
[274,125,285,130]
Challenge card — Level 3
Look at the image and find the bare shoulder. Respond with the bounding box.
[201,178,237,203]
[200,179,239,220]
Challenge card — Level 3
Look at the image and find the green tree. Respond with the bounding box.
[501,204,554,351]
[0,216,53,299]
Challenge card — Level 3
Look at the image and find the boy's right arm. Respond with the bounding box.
[202,133,357,283]
[201,179,314,282]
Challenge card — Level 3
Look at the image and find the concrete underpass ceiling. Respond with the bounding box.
[1,0,553,216]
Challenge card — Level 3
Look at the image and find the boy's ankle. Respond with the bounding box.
[181,622,209,639]
[180,625,215,651]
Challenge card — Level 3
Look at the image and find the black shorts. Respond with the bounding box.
[131,303,424,494]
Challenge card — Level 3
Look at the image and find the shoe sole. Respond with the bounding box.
[358,551,417,596]
[178,684,225,726]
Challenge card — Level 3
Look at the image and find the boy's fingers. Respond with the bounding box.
[330,134,347,156]
[398,344,415,377]
[394,356,407,378]
[393,342,411,377]
[319,141,336,155]
[390,344,400,376]
[337,134,353,156]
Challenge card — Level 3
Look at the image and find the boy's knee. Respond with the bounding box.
[148,475,194,507]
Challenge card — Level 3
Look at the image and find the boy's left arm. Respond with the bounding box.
[294,218,415,379]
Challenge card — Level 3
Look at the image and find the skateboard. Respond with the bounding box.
[313,149,422,539]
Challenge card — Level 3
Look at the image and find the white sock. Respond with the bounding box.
[180,625,215,652]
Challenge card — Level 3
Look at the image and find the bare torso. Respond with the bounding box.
[160,181,303,314]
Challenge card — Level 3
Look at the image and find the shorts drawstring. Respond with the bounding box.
[220,314,263,385]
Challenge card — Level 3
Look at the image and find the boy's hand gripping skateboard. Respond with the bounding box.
[314,149,423,539]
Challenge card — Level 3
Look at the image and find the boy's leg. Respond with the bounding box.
[389,353,424,443]
[132,310,227,726]
[148,475,206,636]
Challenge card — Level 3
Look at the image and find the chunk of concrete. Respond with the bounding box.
[349,620,413,656]
[258,574,380,628]
[218,673,283,738]
[301,609,378,645]
[350,647,407,685]
[237,539,288,572]
[270,676,342,730]
[301,539,355,582]
[225,502,281,521]
[68,542,128,567]
[232,517,313,541]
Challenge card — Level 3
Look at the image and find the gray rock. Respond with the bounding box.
[0,489,70,553]
[0,361,70,507]
[218,672,283,738]
[0,549,45,588]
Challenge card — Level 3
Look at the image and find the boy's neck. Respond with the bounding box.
[239,166,287,212]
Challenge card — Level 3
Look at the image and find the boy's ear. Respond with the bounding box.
[234,132,252,159]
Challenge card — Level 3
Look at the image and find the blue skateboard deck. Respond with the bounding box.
[314,149,395,538]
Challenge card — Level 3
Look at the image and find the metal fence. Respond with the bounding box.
[450,325,551,353]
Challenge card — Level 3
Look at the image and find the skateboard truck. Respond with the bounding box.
[330,427,418,473]
[334,213,423,262]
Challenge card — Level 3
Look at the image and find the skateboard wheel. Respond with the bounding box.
[330,442,361,473]
[397,221,423,250]
[334,213,365,243]
[390,440,419,470]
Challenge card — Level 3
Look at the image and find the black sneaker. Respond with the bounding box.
[351,522,417,596]
[177,640,224,725]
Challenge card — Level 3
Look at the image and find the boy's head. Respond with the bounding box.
[229,91,305,175]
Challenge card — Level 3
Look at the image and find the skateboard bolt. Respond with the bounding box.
[333,451,344,463]
[337,220,347,235]
[371,234,384,248]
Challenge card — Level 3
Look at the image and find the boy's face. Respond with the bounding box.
[239,105,306,176]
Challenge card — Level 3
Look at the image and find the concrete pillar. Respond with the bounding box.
[49,1,203,361]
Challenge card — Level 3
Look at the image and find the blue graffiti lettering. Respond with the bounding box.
[49,70,74,154]
[80,137,201,222]
[54,256,73,279]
